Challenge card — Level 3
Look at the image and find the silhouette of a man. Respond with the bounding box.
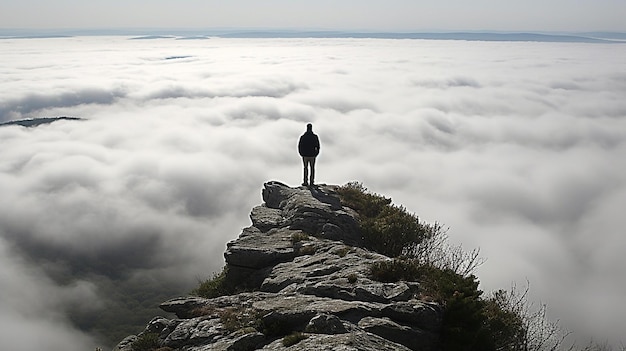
[298,123,320,186]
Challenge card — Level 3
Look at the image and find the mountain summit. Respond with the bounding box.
[115,181,558,351]
[114,181,443,350]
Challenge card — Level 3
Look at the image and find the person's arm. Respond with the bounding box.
[298,136,303,155]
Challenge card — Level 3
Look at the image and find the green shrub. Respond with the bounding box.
[484,284,575,351]
[342,182,574,350]
[370,260,496,350]
[336,181,391,218]
[403,224,485,278]
[132,332,160,351]
[483,290,527,351]
[370,258,421,283]
[337,182,432,258]
[434,269,491,350]
[192,266,232,298]
[282,332,308,347]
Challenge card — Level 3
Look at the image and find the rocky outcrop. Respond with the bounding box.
[114,181,443,351]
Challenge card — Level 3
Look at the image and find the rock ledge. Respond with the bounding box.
[114,181,442,351]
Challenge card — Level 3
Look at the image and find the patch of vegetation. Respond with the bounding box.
[219,307,262,333]
[291,232,310,244]
[369,257,588,350]
[404,224,485,278]
[429,268,491,350]
[370,259,508,350]
[336,182,391,218]
[370,258,421,283]
[343,182,573,351]
[282,332,308,347]
[190,305,217,318]
[292,232,316,256]
[192,266,234,299]
[131,332,160,351]
[483,289,526,350]
[336,182,437,258]
[333,246,351,257]
[347,273,358,284]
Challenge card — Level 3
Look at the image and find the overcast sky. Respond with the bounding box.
[1,0,625,32]
[1,36,625,350]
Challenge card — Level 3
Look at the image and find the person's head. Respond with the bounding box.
[306,123,313,132]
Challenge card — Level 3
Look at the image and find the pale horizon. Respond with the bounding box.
[2,0,625,33]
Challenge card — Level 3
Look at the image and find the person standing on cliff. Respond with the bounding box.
[298,123,320,186]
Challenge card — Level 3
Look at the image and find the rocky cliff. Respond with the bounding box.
[114,181,443,351]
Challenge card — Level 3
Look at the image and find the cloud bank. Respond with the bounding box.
[1,36,625,349]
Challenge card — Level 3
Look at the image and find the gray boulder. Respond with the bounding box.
[358,317,439,351]
[305,314,347,334]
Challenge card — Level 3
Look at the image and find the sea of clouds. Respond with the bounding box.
[1,36,625,350]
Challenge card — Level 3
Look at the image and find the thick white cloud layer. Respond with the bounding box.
[1,36,625,349]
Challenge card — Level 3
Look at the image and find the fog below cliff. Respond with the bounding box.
[1,36,625,350]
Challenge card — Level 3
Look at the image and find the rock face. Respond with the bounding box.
[114,181,443,351]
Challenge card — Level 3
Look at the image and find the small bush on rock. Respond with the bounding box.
[370,258,541,350]
[370,258,420,283]
[192,266,233,298]
[336,182,391,218]
[337,182,434,257]
[219,307,262,333]
[131,332,160,351]
[483,290,526,350]
[333,246,351,257]
[282,332,308,347]
[344,181,556,350]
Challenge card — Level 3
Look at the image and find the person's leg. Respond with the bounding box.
[302,157,309,185]
[309,157,316,185]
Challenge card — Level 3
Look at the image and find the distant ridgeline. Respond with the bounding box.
[124,32,626,43]
[0,116,83,127]
[2,28,625,43]
[214,31,625,43]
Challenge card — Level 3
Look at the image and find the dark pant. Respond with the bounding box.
[302,157,316,185]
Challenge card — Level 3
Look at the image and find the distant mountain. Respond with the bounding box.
[216,31,623,43]
[2,28,625,43]
[129,35,175,40]
[578,32,626,41]
[0,116,83,127]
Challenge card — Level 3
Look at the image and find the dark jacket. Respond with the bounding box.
[298,131,320,157]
